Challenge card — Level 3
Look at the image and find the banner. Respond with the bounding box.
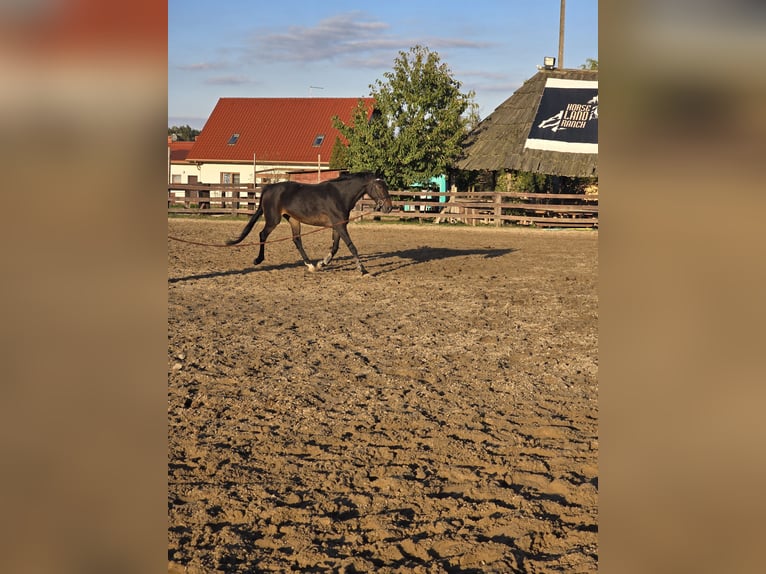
[524,78,598,153]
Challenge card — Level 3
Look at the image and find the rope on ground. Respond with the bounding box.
[167,211,369,248]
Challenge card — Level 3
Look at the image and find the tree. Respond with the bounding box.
[580,58,598,70]
[168,125,200,141]
[333,45,478,189]
[328,136,348,170]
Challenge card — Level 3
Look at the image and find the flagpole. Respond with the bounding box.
[558,0,565,69]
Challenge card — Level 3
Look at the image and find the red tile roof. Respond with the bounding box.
[168,140,195,162]
[187,97,374,164]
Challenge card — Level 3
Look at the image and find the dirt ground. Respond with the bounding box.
[168,218,598,573]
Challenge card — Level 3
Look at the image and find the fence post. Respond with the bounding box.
[494,192,502,227]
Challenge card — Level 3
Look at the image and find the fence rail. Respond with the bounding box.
[168,184,598,228]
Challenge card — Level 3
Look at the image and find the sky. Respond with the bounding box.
[168,0,598,130]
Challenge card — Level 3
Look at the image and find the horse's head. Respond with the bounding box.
[367,177,393,213]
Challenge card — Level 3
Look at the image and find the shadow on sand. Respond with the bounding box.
[168,245,517,283]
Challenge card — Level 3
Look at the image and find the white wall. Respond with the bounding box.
[170,163,199,184]
[170,161,328,186]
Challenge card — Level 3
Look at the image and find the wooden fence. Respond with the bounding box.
[168,184,598,228]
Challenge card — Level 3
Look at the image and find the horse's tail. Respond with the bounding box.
[226,205,263,245]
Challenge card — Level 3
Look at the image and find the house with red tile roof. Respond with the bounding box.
[179,97,374,186]
[167,138,196,184]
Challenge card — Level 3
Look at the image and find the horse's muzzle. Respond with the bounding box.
[375,200,393,213]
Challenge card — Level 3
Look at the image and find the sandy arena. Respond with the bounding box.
[168,218,598,573]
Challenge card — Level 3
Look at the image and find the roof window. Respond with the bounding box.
[312,134,325,147]
[227,133,240,145]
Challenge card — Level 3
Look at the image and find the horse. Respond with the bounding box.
[226,172,393,274]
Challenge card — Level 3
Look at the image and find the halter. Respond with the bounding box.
[366,177,389,211]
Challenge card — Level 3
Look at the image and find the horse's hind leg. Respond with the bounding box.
[288,218,316,271]
[336,225,368,274]
[316,229,341,270]
[254,227,272,265]
[254,219,279,265]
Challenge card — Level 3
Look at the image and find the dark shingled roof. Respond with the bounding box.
[457,69,598,177]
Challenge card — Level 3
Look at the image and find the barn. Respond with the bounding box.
[457,68,598,178]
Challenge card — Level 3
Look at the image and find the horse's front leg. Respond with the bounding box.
[336,225,368,275]
[316,229,341,270]
[288,218,316,271]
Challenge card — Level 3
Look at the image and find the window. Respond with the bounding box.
[312,134,325,147]
[220,172,240,185]
[227,133,240,145]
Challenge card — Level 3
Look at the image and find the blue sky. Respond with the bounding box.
[168,0,598,130]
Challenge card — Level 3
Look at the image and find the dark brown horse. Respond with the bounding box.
[226,172,392,274]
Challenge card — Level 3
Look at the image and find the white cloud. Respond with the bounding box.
[177,61,229,72]
[248,11,486,66]
[250,12,388,62]
[204,75,252,86]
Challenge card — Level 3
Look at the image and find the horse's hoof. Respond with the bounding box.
[306,263,317,273]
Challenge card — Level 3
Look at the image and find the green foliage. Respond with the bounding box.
[580,58,598,70]
[328,136,348,169]
[333,45,477,189]
[498,170,597,194]
[503,171,551,193]
[168,125,200,141]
